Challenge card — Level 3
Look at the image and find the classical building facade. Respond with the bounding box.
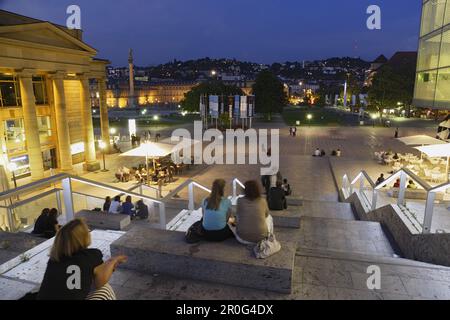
[106,80,200,108]
[413,0,450,110]
[0,10,110,184]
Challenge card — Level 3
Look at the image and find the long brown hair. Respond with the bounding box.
[206,179,226,210]
[49,218,91,262]
[244,180,261,200]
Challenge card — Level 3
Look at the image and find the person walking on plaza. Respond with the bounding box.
[292,126,297,137]
[395,127,399,138]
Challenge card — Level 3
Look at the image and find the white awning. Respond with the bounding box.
[439,120,450,128]
[397,135,446,146]
[119,142,175,158]
[415,143,450,158]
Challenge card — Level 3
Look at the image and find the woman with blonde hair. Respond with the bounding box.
[37,218,127,300]
[201,179,233,241]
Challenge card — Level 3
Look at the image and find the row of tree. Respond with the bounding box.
[181,70,287,120]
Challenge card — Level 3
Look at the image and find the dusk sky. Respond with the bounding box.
[0,0,422,66]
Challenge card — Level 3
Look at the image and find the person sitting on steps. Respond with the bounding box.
[201,179,234,242]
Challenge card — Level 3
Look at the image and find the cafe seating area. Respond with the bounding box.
[374,151,448,184]
[114,156,193,186]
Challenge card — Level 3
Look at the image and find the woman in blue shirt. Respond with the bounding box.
[202,179,233,242]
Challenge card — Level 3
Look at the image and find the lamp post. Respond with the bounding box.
[7,162,18,189]
[307,114,313,127]
[99,141,108,172]
[371,114,378,128]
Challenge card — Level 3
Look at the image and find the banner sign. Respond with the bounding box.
[209,95,219,119]
[228,96,234,120]
[234,95,240,118]
[247,95,255,117]
[240,96,248,119]
[200,95,205,118]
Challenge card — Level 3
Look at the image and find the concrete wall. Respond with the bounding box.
[347,192,450,267]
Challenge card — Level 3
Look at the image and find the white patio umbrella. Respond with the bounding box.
[398,135,446,160]
[415,143,450,181]
[437,129,450,141]
[120,142,175,184]
[397,135,446,146]
[439,120,450,129]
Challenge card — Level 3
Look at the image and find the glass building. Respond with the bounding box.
[414,0,450,110]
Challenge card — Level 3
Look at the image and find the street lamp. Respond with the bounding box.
[7,162,18,189]
[109,127,117,135]
[307,114,313,127]
[99,141,108,172]
[371,114,378,127]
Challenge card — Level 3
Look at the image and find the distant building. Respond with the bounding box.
[364,54,388,86]
[0,9,110,182]
[413,0,450,111]
[106,80,200,108]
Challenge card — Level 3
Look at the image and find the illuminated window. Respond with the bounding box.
[4,119,26,153]
[37,116,52,139]
[420,0,447,36]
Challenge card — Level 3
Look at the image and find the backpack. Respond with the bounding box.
[185,220,204,244]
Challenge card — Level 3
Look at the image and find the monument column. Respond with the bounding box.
[17,71,45,180]
[80,75,100,171]
[128,48,135,108]
[98,78,111,151]
[51,72,73,172]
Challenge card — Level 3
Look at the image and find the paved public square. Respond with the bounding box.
[1,115,450,300]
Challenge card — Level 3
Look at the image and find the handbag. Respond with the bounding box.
[185,220,204,244]
[253,233,281,259]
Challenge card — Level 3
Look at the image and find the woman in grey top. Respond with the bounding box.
[230,180,274,244]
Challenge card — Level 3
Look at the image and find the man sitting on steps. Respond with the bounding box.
[268,181,287,211]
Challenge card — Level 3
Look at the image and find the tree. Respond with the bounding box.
[367,64,415,118]
[181,81,244,112]
[252,70,287,120]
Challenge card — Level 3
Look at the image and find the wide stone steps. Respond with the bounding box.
[297,216,397,258]
[296,246,450,270]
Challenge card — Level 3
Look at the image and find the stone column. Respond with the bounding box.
[98,78,111,151]
[51,73,73,172]
[80,76,100,171]
[18,71,45,181]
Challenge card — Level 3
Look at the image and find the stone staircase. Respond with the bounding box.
[274,198,450,300]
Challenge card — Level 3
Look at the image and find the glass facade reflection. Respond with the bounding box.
[414,0,450,109]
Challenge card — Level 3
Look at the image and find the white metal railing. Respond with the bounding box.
[128,183,162,199]
[0,173,167,231]
[163,179,211,212]
[232,178,246,200]
[342,168,450,234]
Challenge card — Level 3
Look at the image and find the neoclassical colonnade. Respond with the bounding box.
[0,69,110,181]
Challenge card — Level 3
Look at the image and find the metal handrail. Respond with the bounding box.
[232,178,246,199]
[162,179,211,212]
[343,168,450,234]
[0,173,168,231]
[128,183,162,198]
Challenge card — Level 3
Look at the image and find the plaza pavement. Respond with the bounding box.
[2,115,450,300]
